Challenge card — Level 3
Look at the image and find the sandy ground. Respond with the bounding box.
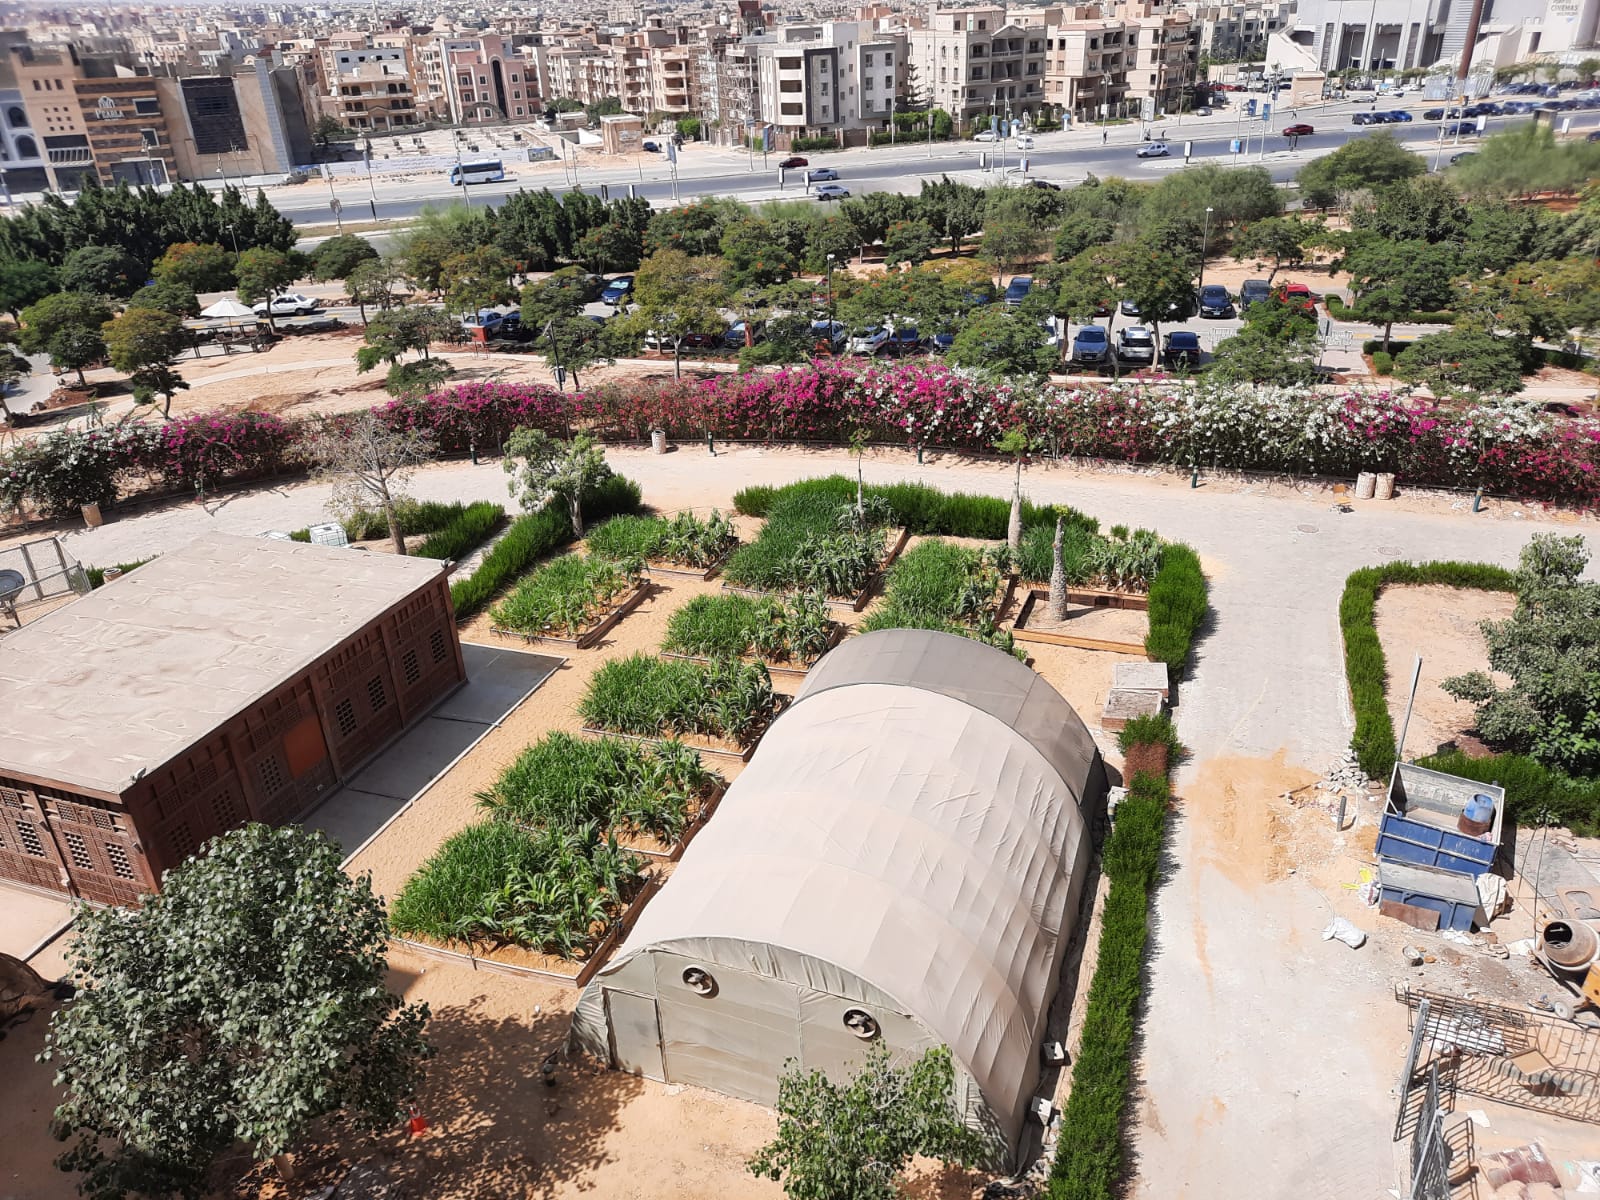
[1373,584,1514,760]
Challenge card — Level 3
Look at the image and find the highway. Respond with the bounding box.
[266,100,1570,230]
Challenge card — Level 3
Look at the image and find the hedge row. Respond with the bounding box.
[1047,715,1176,1200]
[1144,544,1208,674]
[1415,749,1600,837]
[1340,560,1516,779]
[732,475,1095,539]
[413,501,506,562]
[448,475,642,619]
[1328,294,1455,324]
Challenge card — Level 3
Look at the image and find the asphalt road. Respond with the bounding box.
[268,103,1565,228]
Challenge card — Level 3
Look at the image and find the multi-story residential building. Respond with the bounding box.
[7,41,97,190]
[1279,0,1599,73]
[1187,1,1289,62]
[323,44,418,131]
[908,6,1049,127]
[746,20,905,145]
[414,31,538,125]
[1042,9,1130,123]
[0,86,49,195]
[1116,0,1197,118]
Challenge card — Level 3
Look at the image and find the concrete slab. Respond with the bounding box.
[299,642,561,858]
[0,883,75,962]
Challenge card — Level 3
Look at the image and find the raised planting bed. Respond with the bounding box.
[476,731,727,861]
[660,591,844,679]
[1012,588,1150,655]
[489,553,650,649]
[579,653,785,761]
[722,488,909,611]
[586,509,740,580]
[388,818,652,965]
[860,538,1024,659]
[1015,521,1163,603]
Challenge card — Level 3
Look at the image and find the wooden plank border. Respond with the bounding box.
[1012,582,1150,611]
[644,545,737,581]
[1011,588,1150,655]
[721,526,910,613]
[579,695,791,764]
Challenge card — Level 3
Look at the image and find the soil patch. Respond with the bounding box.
[1372,583,1514,759]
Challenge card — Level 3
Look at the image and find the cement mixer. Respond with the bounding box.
[1533,894,1600,1024]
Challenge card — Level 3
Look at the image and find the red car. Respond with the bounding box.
[1276,282,1316,311]
[779,155,808,169]
[1282,123,1315,137]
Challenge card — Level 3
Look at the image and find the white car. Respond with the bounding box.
[973,130,1000,142]
[1014,134,1035,149]
[252,293,320,317]
[1135,141,1170,158]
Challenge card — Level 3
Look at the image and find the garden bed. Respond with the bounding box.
[578,653,786,761]
[859,537,1023,658]
[659,591,843,678]
[579,701,789,763]
[489,553,651,649]
[661,625,845,680]
[723,525,909,612]
[586,510,740,581]
[1012,589,1150,655]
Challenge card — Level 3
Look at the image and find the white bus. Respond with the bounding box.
[449,159,505,185]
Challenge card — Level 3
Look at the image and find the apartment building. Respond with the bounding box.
[1186,1,1289,61]
[1117,0,1198,117]
[1284,0,1599,72]
[747,21,898,142]
[0,86,48,194]
[908,6,1049,126]
[1042,9,1130,123]
[413,32,539,125]
[323,44,419,131]
[7,42,97,190]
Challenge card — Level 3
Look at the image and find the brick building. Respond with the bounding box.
[0,534,466,907]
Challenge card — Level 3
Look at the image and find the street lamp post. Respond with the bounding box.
[826,253,837,330]
[1197,206,1214,292]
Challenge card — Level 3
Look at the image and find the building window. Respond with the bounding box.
[367,676,388,713]
[865,52,874,66]
[31,80,40,91]
[335,698,357,737]
[865,77,874,90]
[402,649,421,686]
[516,106,524,116]
[884,53,893,66]
[884,75,893,89]
[106,842,135,880]
[6,106,23,128]
[978,19,987,29]
[64,831,92,871]
[510,72,519,82]
[135,98,160,115]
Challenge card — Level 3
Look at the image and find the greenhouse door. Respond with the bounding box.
[604,988,664,1081]
[653,953,801,1105]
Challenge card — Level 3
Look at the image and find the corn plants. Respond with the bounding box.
[477,731,719,845]
[580,653,776,746]
[588,509,738,568]
[665,592,835,664]
[725,492,888,596]
[863,539,1023,660]
[491,552,645,636]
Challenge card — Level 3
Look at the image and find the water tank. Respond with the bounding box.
[309,522,350,548]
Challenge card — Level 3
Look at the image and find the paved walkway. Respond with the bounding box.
[12,445,1595,1194]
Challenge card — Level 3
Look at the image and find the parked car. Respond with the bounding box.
[1352,112,1377,126]
[1193,105,1213,116]
[600,275,634,305]
[1136,141,1170,158]
[1450,151,1478,165]
[926,330,956,354]
[779,155,809,169]
[642,141,660,152]
[1282,122,1315,137]
[807,167,840,182]
[1119,298,1143,317]
[1277,281,1315,311]
[814,183,850,201]
[973,129,1000,142]
[1013,134,1035,149]
[463,308,521,339]
[1196,284,1233,318]
[1071,325,1110,365]
[1423,107,1446,120]
[1239,278,1272,309]
[810,319,848,353]
[848,326,890,355]
[1387,110,1413,121]
[1003,276,1033,307]
[253,292,320,317]
[1163,330,1202,367]
[1442,122,1475,137]
[1116,326,1156,365]
[886,326,921,355]
[724,321,766,349]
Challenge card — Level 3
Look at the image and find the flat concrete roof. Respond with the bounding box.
[0,533,447,797]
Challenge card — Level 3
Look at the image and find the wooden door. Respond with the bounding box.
[0,781,69,894]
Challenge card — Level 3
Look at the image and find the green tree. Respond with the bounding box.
[1443,534,1600,771]
[312,114,347,147]
[1393,327,1528,395]
[1232,215,1319,283]
[1342,236,1460,350]
[883,219,937,267]
[383,358,455,399]
[919,176,986,254]
[59,245,144,298]
[748,1044,985,1200]
[0,257,59,319]
[980,190,1051,285]
[646,197,742,257]
[126,278,200,318]
[440,246,516,315]
[1351,174,1469,244]
[574,220,645,273]
[623,249,728,378]
[304,411,438,554]
[1208,324,1319,385]
[354,306,458,373]
[309,233,379,282]
[721,217,799,287]
[947,305,1057,378]
[1054,211,1116,263]
[232,247,304,330]
[584,95,624,123]
[1296,131,1424,208]
[151,242,235,293]
[345,256,410,324]
[103,307,190,417]
[503,429,612,535]
[1141,164,1281,229]
[1108,240,1197,343]
[41,824,431,1200]
[803,213,861,272]
[18,292,112,385]
[1451,124,1600,199]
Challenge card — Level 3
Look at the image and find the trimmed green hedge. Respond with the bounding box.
[448,476,642,619]
[1340,560,1516,780]
[414,501,506,561]
[1048,763,1171,1200]
[733,475,1094,539]
[1328,294,1455,324]
[1415,749,1600,837]
[1144,543,1207,674]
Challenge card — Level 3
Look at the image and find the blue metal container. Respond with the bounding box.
[1378,764,1504,877]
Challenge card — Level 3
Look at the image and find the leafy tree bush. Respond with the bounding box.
[59,245,144,298]
[749,1044,986,1200]
[1393,327,1529,395]
[1296,132,1423,208]
[504,429,613,535]
[1444,534,1600,773]
[126,278,200,317]
[233,247,305,329]
[103,307,191,417]
[41,824,431,1200]
[947,305,1058,378]
[882,218,937,266]
[0,256,59,318]
[152,241,235,293]
[309,233,378,282]
[18,291,111,385]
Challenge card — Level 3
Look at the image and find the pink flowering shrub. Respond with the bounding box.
[5,362,1600,520]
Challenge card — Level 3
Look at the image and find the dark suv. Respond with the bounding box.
[1239,279,1271,309]
[1163,330,1202,367]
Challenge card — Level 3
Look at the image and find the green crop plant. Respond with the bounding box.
[491,552,645,636]
[478,732,719,845]
[579,653,777,745]
[734,475,1094,540]
[1144,543,1208,674]
[587,509,738,568]
[863,539,1022,660]
[725,492,888,597]
[413,501,505,561]
[665,591,833,664]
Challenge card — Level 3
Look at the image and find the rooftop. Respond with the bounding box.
[0,533,446,797]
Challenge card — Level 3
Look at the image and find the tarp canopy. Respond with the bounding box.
[572,630,1102,1153]
[198,298,257,319]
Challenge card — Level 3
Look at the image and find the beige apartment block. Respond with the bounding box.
[909,5,1049,125]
